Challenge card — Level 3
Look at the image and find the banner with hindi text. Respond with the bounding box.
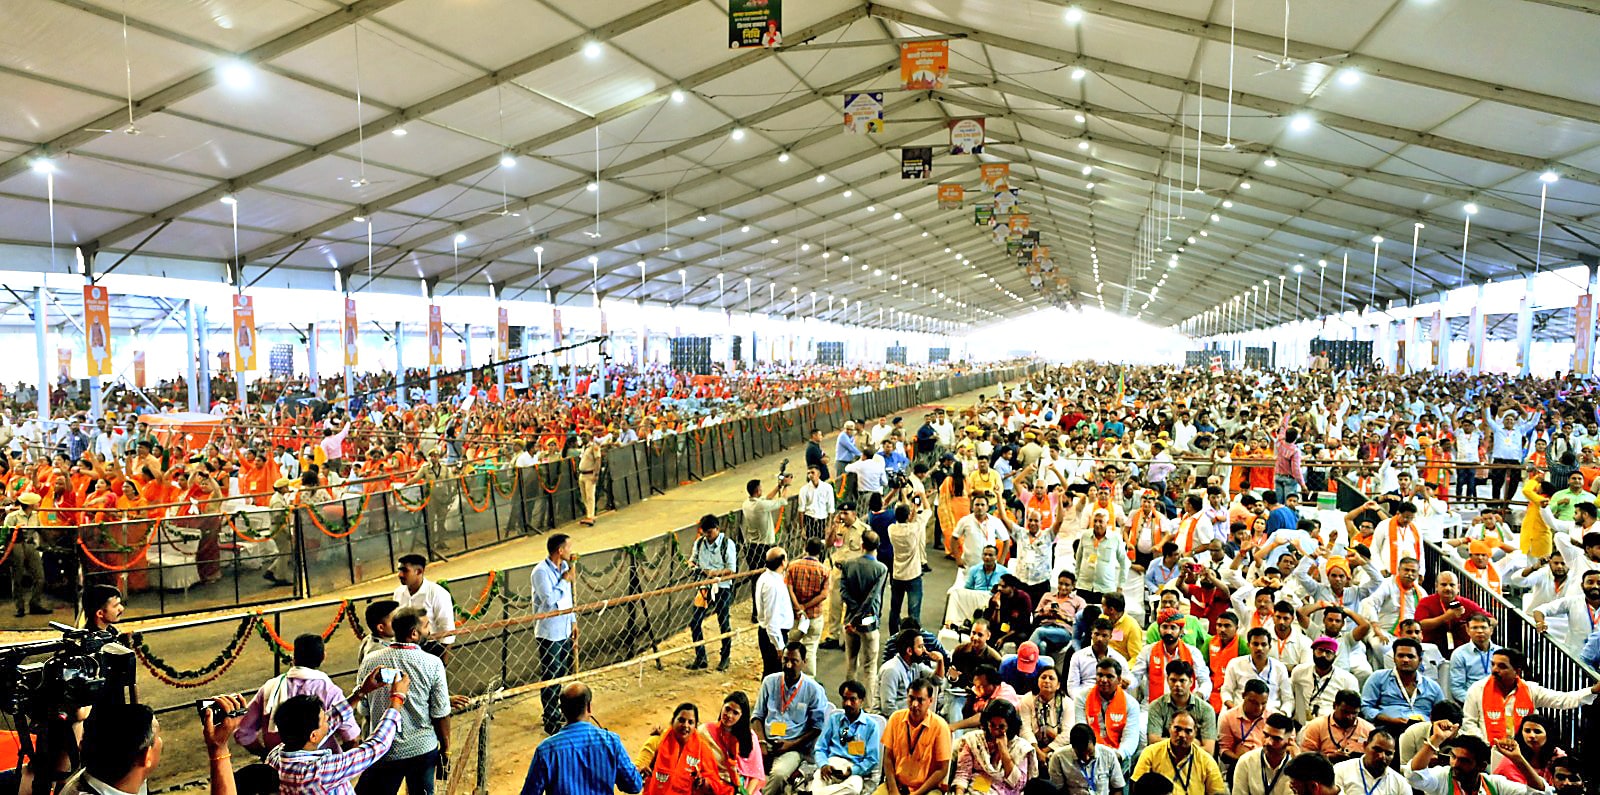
[232,294,256,372]
[900,40,948,90]
[937,183,964,209]
[1576,293,1593,375]
[82,284,112,377]
[948,118,984,155]
[343,297,358,367]
[729,0,781,48]
[428,304,444,366]
[980,163,1009,191]
[843,92,883,134]
[496,307,509,359]
[901,146,932,180]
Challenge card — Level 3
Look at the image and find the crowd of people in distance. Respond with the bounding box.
[45,361,1600,795]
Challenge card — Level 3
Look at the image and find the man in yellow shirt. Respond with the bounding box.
[1101,593,1145,662]
[1132,712,1226,795]
[967,457,1002,505]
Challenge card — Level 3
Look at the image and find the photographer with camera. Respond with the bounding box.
[58,691,248,795]
[270,669,412,795]
[743,470,791,620]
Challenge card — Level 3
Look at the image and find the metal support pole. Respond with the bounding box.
[1516,275,1535,376]
[394,321,404,405]
[34,286,49,422]
[184,300,200,412]
[307,321,321,398]
[462,324,474,390]
[197,304,212,409]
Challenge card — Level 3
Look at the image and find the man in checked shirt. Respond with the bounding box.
[269,668,412,795]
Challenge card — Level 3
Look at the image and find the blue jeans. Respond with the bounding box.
[1274,474,1301,499]
[537,637,574,732]
[889,578,923,634]
[1027,625,1075,658]
[355,748,438,795]
[691,588,732,663]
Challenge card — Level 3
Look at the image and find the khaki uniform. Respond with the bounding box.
[3,508,45,615]
[577,442,603,521]
[416,460,457,542]
[265,490,295,582]
[823,518,868,641]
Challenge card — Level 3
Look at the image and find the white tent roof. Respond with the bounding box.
[2,0,1598,330]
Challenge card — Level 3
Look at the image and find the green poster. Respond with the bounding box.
[730,0,781,48]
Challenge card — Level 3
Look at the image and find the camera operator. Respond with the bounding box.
[60,692,248,795]
[80,585,123,635]
[269,670,412,795]
[742,473,791,619]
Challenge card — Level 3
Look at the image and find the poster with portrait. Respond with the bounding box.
[82,285,112,377]
[993,187,1019,213]
[901,146,933,180]
[343,297,358,367]
[974,205,994,226]
[980,163,1010,191]
[232,293,256,372]
[1576,294,1593,375]
[1008,213,1031,234]
[497,306,509,359]
[428,304,444,366]
[729,0,781,48]
[843,92,884,134]
[900,40,948,90]
[948,118,985,155]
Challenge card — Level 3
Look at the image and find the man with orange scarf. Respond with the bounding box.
[1459,647,1598,750]
[1071,657,1142,768]
[1132,610,1214,704]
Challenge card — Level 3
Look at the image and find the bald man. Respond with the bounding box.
[521,682,641,795]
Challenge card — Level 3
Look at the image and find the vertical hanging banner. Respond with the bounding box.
[1007,213,1031,235]
[82,285,112,377]
[993,187,1019,213]
[1466,304,1481,370]
[1575,293,1594,375]
[974,205,994,226]
[1429,309,1443,366]
[343,297,359,367]
[428,304,444,366]
[729,0,781,48]
[1515,294,1529,371]
[600,311,610,337]
[936,183,965,209]
[900,146,933,180]
[1395,339,1407,373]
[842,92,884,134]
[496,307,509,359]
[900,40,949,89]
[948,118,985,155]
[979,163,1010,191]
[57,348,71,381]
[133,351,146,389]
[232,294,257,372]
[552,308,565,346]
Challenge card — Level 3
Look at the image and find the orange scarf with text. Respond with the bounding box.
[1147,640,1196,701]
[1480,679,1534,746]
[1086,687,1130,748]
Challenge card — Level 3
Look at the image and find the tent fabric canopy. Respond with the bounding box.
[2,0,1597,330]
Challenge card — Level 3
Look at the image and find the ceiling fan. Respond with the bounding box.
[1253,0,1350,75]
[83,3,161,138]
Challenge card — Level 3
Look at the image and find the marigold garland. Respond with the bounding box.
[440,571,499,622]
[132,615,255,688]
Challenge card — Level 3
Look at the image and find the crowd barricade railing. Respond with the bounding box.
[26,364,1036,628]
[1423,542,1598,767]
[96,487,834,791]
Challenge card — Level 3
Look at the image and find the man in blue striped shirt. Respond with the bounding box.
[355,608,452,795]
[521,683,642,795]
[270,670,410,795]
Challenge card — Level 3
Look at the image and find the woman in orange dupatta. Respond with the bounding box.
[695,692,764,795]
[112,480,152,591]
[635,703,718,795]
[938,461,971,559]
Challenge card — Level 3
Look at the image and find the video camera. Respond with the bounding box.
[0,622,136,725]
[776,458,792,483]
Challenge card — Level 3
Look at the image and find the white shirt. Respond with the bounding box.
[755,569,794,649]
[1066,645,1130,691]
[1220,655,1293,713]
[1458,676,1597,741]
[393,578,457,645]
[845,456,887,494]
[1289,663,1359,724]
[1529,592,1600,659]
[953,514,1010,569]
[1333,758,1410,795]
[1407,766,1546,795]
[798,480,835,521]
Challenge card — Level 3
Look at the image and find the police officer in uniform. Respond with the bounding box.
[5,492,50,617]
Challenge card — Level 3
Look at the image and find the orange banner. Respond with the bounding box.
[980,163,1010,191]
[553,308,565,346]
[901,40,948,90]
[343,297,358,367]
[496,306,509,359]
[83,284,112,377]
[1008,213,1031,234]
[428,304,444,366]
[57,348,71,381]
[232,293,257,372]
[600,310,609,337]
[1576,293,1593,375]
[133,350,146,389]
[937,183,964,209]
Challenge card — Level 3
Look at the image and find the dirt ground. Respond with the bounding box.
[471,621,768,793]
